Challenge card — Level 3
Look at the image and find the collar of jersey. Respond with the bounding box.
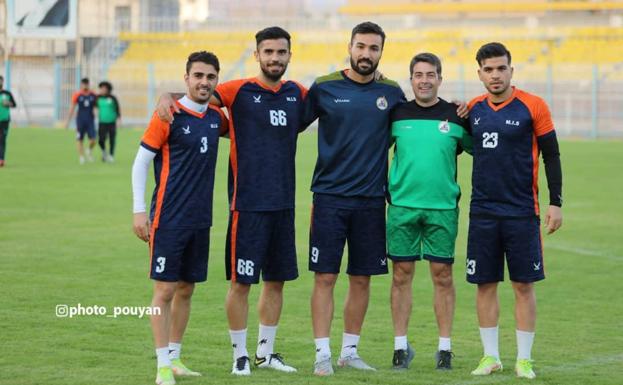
[251,77,285,93]
[486,86,517,111]
[176,95,209,118]
[341,69,375,87]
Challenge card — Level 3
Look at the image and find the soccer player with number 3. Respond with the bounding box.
[132,51,227,385]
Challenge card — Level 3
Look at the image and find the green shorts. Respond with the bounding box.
[386,205,458,264]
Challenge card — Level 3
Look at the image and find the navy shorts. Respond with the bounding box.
[309,194,388,276]
[225,209,298,284]
[149,227,210,282]
[76,119,96,140]
[466,216,544,284]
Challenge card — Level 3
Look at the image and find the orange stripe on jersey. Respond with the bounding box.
[230,210,240,283]
[515,89,555,137]
[151,143,170,229]
[142,113,171,150]
[531,134,540,216]
[148,226,156,277]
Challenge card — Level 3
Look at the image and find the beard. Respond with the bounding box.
[350,57,378,76]
[261,62,287,82]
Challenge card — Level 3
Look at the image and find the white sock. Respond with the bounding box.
[314,337,331,362]
[516,329,535,360]
[156,347,171,368]
[256,324,278,358]
[479,326,499,359]
[229,329,248,360]
[438,337,452,351]
[394,335,408,351]
[168,342,181,360]
[340,333,360,358]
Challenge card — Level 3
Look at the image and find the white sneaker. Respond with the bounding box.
[337,355,376,371]
[255,353,297,372]
[86,149,94,162]
[79,156,85,165]
[107,155,114,163]
[231,356,251,376]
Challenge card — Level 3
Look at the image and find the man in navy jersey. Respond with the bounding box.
[157,27,305,375]
[466,42,563,380]
[132,51,227,385]
[302,22,407,375]
[65,78,97,164]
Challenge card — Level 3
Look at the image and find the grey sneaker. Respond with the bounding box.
[337,355,377,371]
[392,343,415,370]
[313,357,334,376]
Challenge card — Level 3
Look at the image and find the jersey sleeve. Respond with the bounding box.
[530,98,554,137]
[214,79,246,108]
[141,113,170,152]
[468,94,487,110]
[6,91,16,107]
[71,92,80,104]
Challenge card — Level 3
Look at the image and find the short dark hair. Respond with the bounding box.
[185,51,220,74]
[255,26,291,49]
[476,42,512,66]
[351,21,386,48]
[80,77,89,85]
[410,52,442,77]
[98,81,113,92]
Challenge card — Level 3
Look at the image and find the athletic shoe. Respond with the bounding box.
[79,156,85,165]
[515,359,536,379]
[155,366,175,385]
[86,151,94,162]
[108,155,115,163]
[392,343,415,370]
[337,355,376,371]
[171,359,201,376]
[313,357,334,376]
[231,356,251,376]
[471,355,503,375]
[254,353,297,372]
[435,350,454,370]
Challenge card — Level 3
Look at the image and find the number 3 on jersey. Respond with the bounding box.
[269,110,287,126]
[200,137,208,153]
[482,132,498,148]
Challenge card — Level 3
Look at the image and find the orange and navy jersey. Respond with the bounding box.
[72,91,97,121]
[141,102,228,229]
[215,77,307,211]
[468,87,555,217]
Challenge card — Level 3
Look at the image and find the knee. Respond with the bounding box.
[315,273,338,289]
[513,283,534,299]
[230,282,251,297]
[176,282,195,300]
[392,263,414,288]
[154,283,176,303]
[349,275,370,290]
[432,267,453,290]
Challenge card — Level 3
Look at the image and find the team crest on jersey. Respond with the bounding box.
[182,125,191,134]
[376,96,388,110]
[438,120,450,133]
[253,95,262,103]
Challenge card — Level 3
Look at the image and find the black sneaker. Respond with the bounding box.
[392,343,415,370]
[436,350,454,370]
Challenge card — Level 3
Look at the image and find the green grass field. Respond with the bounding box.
[1,127,622,385]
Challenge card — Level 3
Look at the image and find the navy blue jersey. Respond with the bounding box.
[215,78,307,211]
[468,87,555,218]
[141,102,227,229]
[303,70,406,199]
[72,91,97,121]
